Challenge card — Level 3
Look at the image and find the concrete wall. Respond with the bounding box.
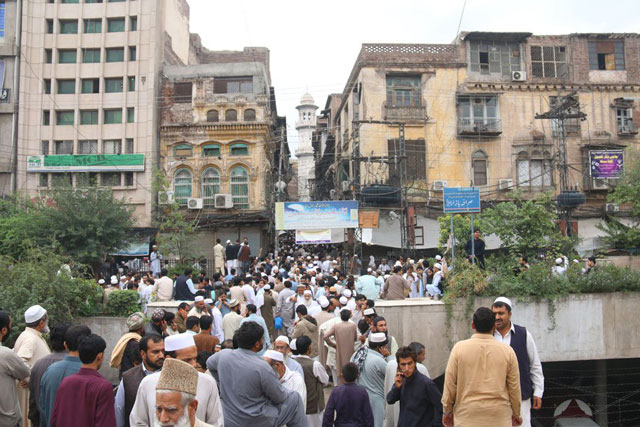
[375,292,640,379]
[79,316,128,385]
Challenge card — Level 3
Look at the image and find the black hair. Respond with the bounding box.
[197,351,213,369]
[408,341,425,355]
[164,312,175,323]
[127,341,142,365]
[393,265,402,274]
[178,302,190,311]
[284,281,292,288]
[340,309,351,322]
[236,321,264,350]
[78,334,106,364]
[199,316,213,330]
[186,316,200,330]
[492,301,512,313]
[216,238,221,243]
[295,305,308,316]
[521,256,528,263]
[357,319,369,335]
[161,268,168,276]
[221,339,234,350]
[64,325,92,352]
[49,323,71,352]
[296,336,312,355]
[355,294,366,301]
[367,299,375,308]
[341,362,359,383]
[588,256,596,264]
[473,307,496,333]
[139,334,163,353]
[372,316,386,327]
[246,304,257,315]
[184,268,193,276]
[395,346,417,363]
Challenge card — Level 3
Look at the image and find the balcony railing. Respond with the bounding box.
[457,118,502,136]
[618,120,638,135]
[384,105,427,122]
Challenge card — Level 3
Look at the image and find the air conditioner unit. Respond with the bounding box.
[605,203,620,213]
[511,70,526,82]
[187,198,203,209]
[432,180,447,191]
[498,179,513,190]
[341,180,351,192]
[214,194,234,209]
[158,191,174,205]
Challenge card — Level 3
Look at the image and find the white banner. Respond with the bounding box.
[295,229,332,245]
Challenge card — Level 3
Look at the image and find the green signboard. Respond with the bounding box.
[27,154,145,172]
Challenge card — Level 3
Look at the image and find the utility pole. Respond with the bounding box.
[274,125,286,257]
[535,92,586,236]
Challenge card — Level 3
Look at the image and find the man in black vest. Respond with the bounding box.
[492,297,544,427]
[174,268,196,301]
[114,334,164,427]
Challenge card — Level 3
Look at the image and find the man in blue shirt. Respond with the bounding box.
[38,325,91,427]
[240,304,270,355]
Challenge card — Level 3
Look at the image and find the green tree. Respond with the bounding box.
[478,192,574,258]
[153,168,198,261]
[36,186,136,274]
[438,214,474,259]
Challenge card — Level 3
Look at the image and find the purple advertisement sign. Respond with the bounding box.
[590,150,624,179]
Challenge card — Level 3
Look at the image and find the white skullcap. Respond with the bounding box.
[121,275,127,280]
[435,255,442,261]
[264,349,284,362]
[370,332,387,343]
[343,289,352,298]
[555,257,563,265]
[318,296,330,308]
[204,298,213,304]
[329,268,334,273]
[367,268,372,273]
[573,259,580,264]
[226,240,231,244]
[275,336,290,345]
[98,279,105,285]
[111,275,118,285]
[306,256,311,259]
[273,267,279,272]
[434,263,442,269]
[339,296,348,305]
[394,261,402,267]
[24,305,47,324]
[303,290,312,295]
[194,296,204,302]
[493,296,513,309]
[264,285,271,290]
[364,308,375,316]
[289,339,297,351]
[165,333,196,352]
[384,274,390,280]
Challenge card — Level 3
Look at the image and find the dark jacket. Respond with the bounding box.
[386,370,443,427]
[322,383,373,427]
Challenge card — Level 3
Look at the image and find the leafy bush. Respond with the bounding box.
[104,290,142,317]
[167,262,200,279]
[0,249,103,346]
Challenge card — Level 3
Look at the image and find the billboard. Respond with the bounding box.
[275,201,359,230]
[295,229,332,244]
[359,209,379,229]
[27,154,145,173]
[589,150,624,179]
[443,187,481,213]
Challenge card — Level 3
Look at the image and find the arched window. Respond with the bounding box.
[174,144,192,157]
[225,109,237,122]
[173,169,192,205]
[230,143,249,156]
[206,110,219,122]
[202,168,221,207]
[244,109,256,121]
[472,150,488,186]
[230,166,249,209]
[202,144,221,157]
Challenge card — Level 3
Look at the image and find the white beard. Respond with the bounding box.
[154,412,191,427]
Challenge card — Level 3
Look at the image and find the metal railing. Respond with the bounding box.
[457,118,502,136]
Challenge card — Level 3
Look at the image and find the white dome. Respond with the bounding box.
[300,92,315,106]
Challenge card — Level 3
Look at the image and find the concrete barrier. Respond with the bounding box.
[78,316,128,385]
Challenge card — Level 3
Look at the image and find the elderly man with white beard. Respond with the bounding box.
[154,358,212,427]
[264,349,306,405]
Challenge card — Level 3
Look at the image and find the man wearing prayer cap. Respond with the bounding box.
[222,299,243,343]
[274,336,304,378]
[207,322,306,427]
[492,297,544,427]
[14,305,51,425]
[130,333,223,426]
[350,331,392,427]
[1,310,31,427]
[264,349,307,405]
[188,296,208,318]
[155,358,211,427]
[111,311,146,378]
[297,289,320,317]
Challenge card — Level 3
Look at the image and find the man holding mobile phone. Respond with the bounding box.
[386,346,442,427]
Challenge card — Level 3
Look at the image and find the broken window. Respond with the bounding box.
[386,75,421,107]
[531,46,567,78]
[469,40,521,76]
[173,82,192,103]
[213,77,253,94]
[588,41,625,71]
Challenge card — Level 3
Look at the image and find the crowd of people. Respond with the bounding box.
[0,236,548,427]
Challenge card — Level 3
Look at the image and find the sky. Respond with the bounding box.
[186,0,640,156]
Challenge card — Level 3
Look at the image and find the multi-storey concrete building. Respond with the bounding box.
[330,33,640,252]
[160,48,288,255]
[0,0,21,196]
[17,0,192,226]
